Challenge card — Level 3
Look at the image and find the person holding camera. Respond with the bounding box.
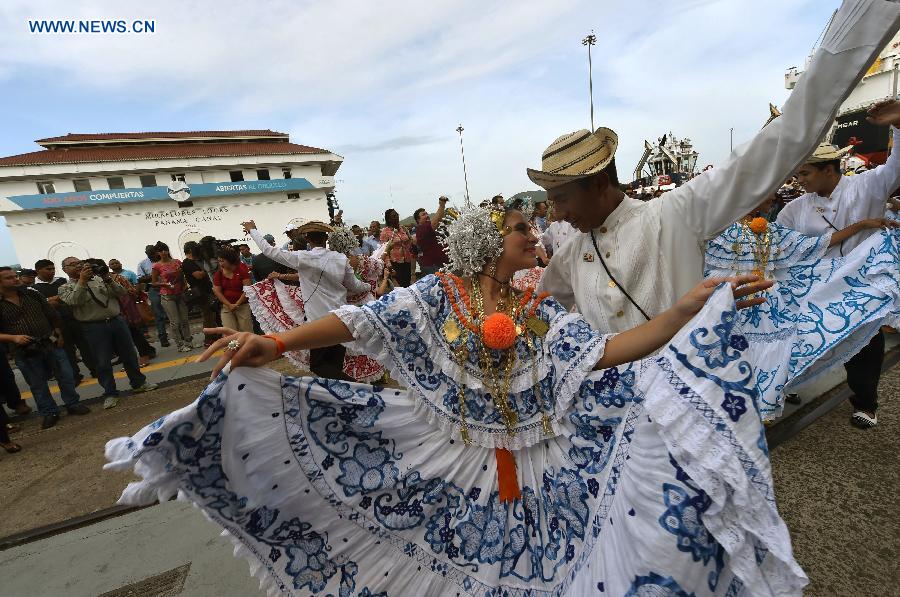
[0,267,89,429]
[413,196,449,277]
[151,242,194,352]
[59,259,157,409]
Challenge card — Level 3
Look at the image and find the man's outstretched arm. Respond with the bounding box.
[664,0,900,240]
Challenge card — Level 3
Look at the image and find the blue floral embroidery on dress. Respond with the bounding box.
[689,309,744,369]
[457,494,508,564]
[336,444,399,497]
[720,392,747,422]
[625,572,695,597]
[658,457,725,592]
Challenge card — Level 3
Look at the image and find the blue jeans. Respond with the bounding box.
[15,346,81,416]
[147,287,169,341]
[81,316,147,396]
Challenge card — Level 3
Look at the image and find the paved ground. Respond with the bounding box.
[770,363,900,597]
[0,350,897,596]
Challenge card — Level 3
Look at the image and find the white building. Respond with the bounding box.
[0,130,342,270]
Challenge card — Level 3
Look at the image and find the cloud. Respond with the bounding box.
[0,0,842,253]
[335,134,445,154]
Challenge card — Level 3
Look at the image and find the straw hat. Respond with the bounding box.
[527,128,618,189]
[296,221,334,235]
[806,142,853,163]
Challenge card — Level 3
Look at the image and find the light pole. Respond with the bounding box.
[582,32,597,132]
[456,125,471,205]
[730,127,734,153]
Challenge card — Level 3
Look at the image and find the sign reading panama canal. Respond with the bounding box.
[144,205,231,227]
[7,177,319,210]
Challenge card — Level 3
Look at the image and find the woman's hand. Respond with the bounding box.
[671,275,773,323]
[197,328,280,379]
[855,217,900,230]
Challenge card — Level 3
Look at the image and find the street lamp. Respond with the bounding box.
[456,125,471,205]
[582,32,597,132]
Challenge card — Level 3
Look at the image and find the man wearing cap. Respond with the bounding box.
[242,220,370,378]
[775,100,900,428]
[534,0,900,337]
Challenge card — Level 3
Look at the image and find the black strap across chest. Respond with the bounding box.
[589,230,651,321]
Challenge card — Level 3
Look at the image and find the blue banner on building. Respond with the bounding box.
[7,177,316,210]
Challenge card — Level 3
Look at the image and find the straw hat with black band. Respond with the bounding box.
[295,221,334,235]
[804,141,853,164]
[526,128,618,190]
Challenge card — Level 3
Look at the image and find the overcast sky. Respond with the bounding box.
[0,0,840,265]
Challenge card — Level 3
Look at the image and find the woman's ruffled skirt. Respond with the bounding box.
[716,229,899,420]
[107,287,806,596]
[245,279,384,382]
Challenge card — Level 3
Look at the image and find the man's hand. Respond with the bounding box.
[226,303,237,312]
[54,332,65,348]
[78,265,93,285]
[241,221,257,233]
[267,271,281,280]
[348,255,360,269]
[10,335,33,346]
[47,296,61,307]
[866,99,900,127]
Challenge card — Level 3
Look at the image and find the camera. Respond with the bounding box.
[83,258,109,277]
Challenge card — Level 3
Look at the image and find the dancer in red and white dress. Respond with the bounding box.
[244,222,385,383]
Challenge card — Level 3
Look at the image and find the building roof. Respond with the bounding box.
[36,130,288,144]
[0,141,330,167]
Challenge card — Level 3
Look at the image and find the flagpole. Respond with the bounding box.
[582,32,597,132]
[456,125,471,204]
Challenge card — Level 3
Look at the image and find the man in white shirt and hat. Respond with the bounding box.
[535,0,900,334]
[243,220,370,379]
[775,100,900,428]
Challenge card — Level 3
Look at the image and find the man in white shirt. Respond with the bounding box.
[541,217,577,258]
[535,0,900,335]
[243,220,370,379]
[775,100,900,428]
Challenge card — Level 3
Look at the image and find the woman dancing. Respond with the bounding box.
[107,204,812,596]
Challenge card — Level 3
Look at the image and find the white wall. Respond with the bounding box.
[4,190,329,271]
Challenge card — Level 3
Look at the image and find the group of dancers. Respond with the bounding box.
[105,1,900,595]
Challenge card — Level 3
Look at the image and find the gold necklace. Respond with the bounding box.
[472,278,519,434]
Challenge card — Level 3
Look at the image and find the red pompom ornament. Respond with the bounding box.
[482,313,518,350]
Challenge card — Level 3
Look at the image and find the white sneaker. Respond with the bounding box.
[178,345,193,353]
[850,411,877,428]
[102,395,120,409]
[132,382,159,393]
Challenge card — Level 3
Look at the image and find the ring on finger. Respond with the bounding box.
[227,339,241,352]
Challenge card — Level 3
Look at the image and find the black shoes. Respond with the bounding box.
[41,414,60,429]
[160,338,171,348]
[67,404,91,416]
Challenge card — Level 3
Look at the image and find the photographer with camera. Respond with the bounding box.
[150,242,194,353]
[0,266,89,429]
[59,258,157,409]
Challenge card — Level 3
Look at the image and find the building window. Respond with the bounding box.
[171,173,186,182]
[36,181,56,194]
[282,168,292,179]
[229,171,244,182]
[140,175,157,188]
[107,176,125,189]
[287,193,300,199]
[73,179,92,192]
[256,169,271,180]
[46,211,65,222]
